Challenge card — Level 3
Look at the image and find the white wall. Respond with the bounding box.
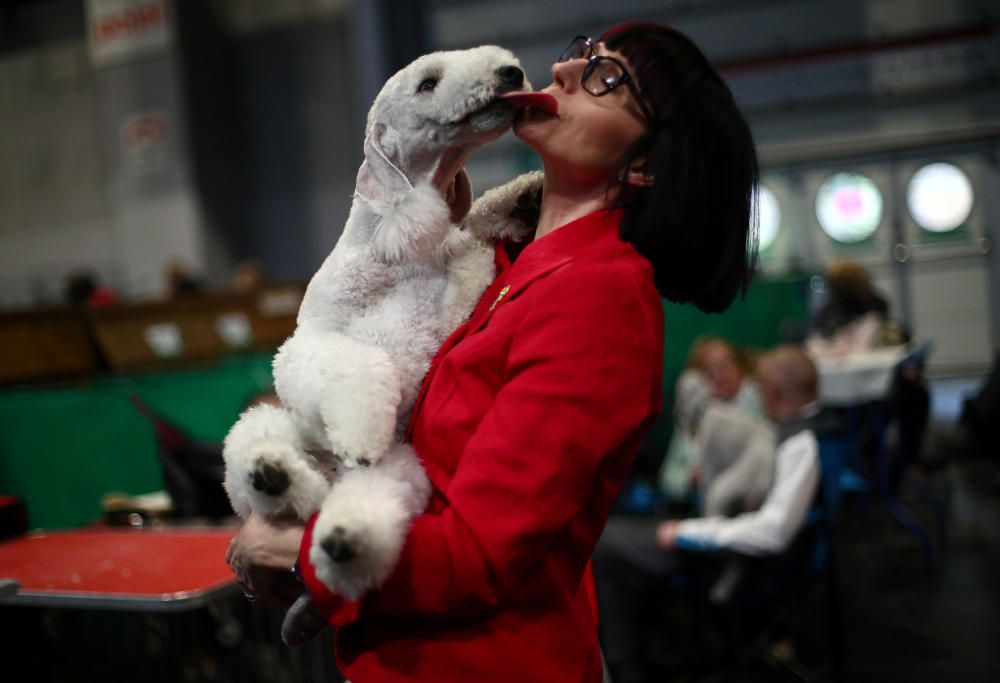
[0,1,361,309]
[0,41,114,308]
[0,3,211,309]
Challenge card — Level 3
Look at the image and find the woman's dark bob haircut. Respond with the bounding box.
[600,22,759,313]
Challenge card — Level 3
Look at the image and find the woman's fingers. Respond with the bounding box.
[225,512,307,606]
[245,565,301,608]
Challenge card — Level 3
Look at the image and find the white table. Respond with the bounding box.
[814,345,910,405]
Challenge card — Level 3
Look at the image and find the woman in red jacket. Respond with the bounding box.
[227,22,759,682]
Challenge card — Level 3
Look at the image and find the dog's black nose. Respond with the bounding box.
[497,65,524,88]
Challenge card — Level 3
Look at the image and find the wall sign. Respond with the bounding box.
[86,0,173,68]
[121,112,169,178]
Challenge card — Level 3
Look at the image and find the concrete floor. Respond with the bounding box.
[838,438,1000,682]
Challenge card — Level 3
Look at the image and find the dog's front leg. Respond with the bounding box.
[223,403,329,520]
[309,443,431,601]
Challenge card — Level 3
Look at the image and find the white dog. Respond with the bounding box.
[223,45,542,644]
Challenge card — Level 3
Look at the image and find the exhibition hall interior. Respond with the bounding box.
[0,0,998,681]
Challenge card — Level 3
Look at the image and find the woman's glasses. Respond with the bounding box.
[558,36,654,122]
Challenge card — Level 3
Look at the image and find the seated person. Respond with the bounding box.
[164,261,205,298]
[657,336,764,505]
[659,346,820,553]
[808,259,929,481]
[687,384,777,518]
[807,258,905,358]
[232,260,265,294]
[64,270,118,308]
[594,345,825,682]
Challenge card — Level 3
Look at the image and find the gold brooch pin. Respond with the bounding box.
[490,284,510,311]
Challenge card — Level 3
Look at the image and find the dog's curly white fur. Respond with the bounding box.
[222,45,542,643]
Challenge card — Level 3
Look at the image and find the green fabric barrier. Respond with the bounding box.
[0,353,275,530]
[0,276,807,529]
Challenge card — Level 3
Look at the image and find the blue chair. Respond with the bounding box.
[668,433,850,682]
[739,434,849,682]
[836,341,942,576]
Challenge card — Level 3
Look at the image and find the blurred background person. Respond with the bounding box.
[657,336,765,508]
[232,259,265,295]
[165,260,205,298]
[595,345,832,682]
[807,259,930,488]
[63,270,118,308]
[807,258,905,357]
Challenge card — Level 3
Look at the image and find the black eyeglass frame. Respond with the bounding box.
[558,35,654,122]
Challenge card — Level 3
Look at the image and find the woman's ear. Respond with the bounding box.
[624,158,655,188]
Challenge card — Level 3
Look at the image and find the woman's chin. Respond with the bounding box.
[512,116,549,148]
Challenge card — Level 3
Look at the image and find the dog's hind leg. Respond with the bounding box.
[275,329,403,469]
[313,336,403,470]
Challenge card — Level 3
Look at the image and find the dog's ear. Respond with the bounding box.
[356,123,412,203]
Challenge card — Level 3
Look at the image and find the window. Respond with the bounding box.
[758,185,780,252]
[906,162,973,233]
[816,172,883,243]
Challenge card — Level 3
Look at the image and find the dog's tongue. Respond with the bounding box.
[501,92,558,115]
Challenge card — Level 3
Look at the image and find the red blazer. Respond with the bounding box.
[298,208,664,682]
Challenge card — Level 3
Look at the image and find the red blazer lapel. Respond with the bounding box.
[469,208,624,329]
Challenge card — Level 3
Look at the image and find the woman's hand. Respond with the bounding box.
[655,520,681,550]
[226,512,307,607]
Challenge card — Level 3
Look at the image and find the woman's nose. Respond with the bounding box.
[550,59,582,92]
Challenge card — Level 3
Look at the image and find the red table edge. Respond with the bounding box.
[0,526,240,612]
[2,579,240,612]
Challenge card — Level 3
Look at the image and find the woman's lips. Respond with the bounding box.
[501,92,559,116]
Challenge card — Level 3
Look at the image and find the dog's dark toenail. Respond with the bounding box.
[251,461,290,495]
[321,527,357,563]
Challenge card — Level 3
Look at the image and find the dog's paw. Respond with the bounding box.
[319,524,364,563]
[251,457,291,496]
[309,473,413,601]
[463,171,543,242]
[245,440,300,504]
[239,440,331,519]
[224,403,306,519]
